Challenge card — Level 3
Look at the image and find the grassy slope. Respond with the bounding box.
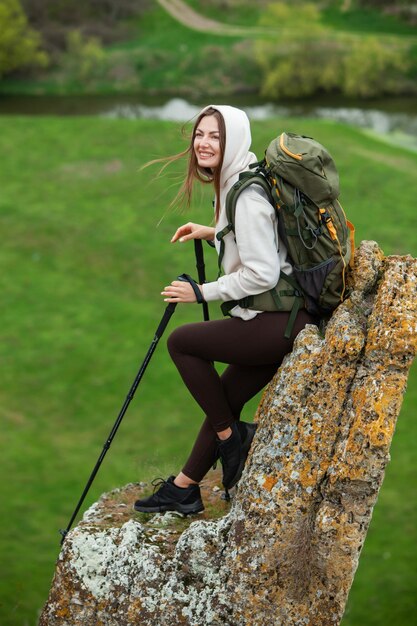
[0,116,416,625]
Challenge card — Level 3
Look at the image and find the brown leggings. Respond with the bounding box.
[167,309,316,482]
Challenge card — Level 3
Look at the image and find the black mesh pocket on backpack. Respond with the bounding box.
[294,258,336,316]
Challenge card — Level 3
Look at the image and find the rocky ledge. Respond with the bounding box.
[40,241,417,626]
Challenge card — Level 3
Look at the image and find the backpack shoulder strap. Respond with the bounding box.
[216,171,273,274]
[225,170,274,227]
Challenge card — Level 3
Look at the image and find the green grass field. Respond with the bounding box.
[0,116,416,625]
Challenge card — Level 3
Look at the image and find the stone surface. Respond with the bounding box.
[40,241,417,626]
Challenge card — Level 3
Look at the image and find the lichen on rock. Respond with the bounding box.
[40,241,417,626]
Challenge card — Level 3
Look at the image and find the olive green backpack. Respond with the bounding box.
[217,132,355,336]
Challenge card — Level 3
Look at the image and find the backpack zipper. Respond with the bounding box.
[280,133,303,161]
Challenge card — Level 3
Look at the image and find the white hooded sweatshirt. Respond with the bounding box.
[199,105,293,320]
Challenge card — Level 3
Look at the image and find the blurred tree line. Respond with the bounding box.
[20,0,150,53]
[0,0,47,76]
[256,1,415,98]
[0,0,416,97]
[0,0,149,77]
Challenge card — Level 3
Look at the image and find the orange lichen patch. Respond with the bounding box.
[348,371,407,446]
[126,599,143,621]
[263,476,278,491]
[329,375,408,484]
[367,319,417,357]
[330,459,367,484]
[365,259,417,357]
[55,607,72,619]
[298,459,325,490]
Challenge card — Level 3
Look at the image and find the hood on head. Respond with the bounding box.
[199,104,256,189]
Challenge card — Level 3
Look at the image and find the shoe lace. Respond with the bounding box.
[151,477,167,494]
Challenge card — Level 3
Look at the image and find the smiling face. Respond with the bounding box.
[193,115,222,170]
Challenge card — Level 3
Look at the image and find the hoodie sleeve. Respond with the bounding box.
[201,185,280,302]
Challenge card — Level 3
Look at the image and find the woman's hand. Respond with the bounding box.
[171,222,215,243]
[161,280,202,303]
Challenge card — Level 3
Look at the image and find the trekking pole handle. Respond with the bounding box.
[177,273,205,304]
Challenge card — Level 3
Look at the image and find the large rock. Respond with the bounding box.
[40,241,417,626]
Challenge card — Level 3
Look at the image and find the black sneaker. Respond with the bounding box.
[217,421,258,491]
[134,476,204,515]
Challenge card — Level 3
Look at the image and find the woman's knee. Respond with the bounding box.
[167,324,192,358]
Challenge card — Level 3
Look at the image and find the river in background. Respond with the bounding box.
[1,93,416,150]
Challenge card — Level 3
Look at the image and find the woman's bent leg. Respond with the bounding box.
[181,362,279,482]
[168,312,311,430]
[168,310,315,482]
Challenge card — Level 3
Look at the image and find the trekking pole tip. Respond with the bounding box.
[59,528,68,545]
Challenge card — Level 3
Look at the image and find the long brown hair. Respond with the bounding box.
[145,107,226,222]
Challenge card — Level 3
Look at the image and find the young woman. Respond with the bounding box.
[134,105,316,515]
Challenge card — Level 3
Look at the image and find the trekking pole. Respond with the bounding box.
[194,239,210,321]
[59,298,179,545]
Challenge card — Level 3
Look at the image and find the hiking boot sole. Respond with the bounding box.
[134,501,205,515]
